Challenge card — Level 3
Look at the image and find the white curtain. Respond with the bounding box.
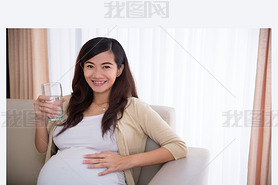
[48,28,259,185]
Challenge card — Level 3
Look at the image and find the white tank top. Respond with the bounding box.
[37,114,126,185]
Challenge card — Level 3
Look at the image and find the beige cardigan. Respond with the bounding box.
[45,95,187,185]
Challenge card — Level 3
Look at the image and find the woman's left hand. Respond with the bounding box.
[83,152,131,176]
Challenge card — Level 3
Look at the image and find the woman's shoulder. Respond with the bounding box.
[127,97,146,105]
[126,97,150,112]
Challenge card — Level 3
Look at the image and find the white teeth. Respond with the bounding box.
[93,81,105,84]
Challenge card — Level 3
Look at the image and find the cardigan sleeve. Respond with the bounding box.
[133,98,188,159]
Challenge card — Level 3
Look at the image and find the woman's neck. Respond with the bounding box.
[93,91,110,104]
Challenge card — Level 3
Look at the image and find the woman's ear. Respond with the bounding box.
[117,64,124,77]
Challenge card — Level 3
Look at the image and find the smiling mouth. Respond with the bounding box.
[92,80,107,86]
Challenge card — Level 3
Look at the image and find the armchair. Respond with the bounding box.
[7,99,209,185]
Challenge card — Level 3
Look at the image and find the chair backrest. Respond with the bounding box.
[6,99,176,185]
[7,99,45,185]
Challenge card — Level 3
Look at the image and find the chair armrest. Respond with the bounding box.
[149,147,210,185]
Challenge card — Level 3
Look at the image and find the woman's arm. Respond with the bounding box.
[83,98,187,175]
[34,95,65,153]
[135,98,187,161]
[83,147,174,176]
[127,147,174,167]
[35,118,49,153]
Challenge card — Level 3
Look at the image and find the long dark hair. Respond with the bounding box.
[57,37,138,136]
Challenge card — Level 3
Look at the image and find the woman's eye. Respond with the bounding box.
[86,64,94,69]
[103,66,111,69]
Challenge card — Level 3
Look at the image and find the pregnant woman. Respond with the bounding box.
[34,37,187,185]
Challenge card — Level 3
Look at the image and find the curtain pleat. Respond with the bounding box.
[247,28,272,185]
[8,28,49,99]
[31,29,50,98]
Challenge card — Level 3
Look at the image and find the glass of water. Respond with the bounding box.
[41,82,63,121]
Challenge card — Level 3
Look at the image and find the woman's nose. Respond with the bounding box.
[92,68,103,77]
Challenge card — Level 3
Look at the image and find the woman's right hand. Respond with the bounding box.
[33,95,62,122]
[34,95,66,153]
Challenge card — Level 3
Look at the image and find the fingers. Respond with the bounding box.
[83,152,111,158]
[34,96,46,120]
[82,153,107,167]
[83,158,108,171]
[86,164,112,176]
[82,152,124,176]
[84,161,113,176]
[83,158,106,164]
[86,163,116,176]
[98,169,111,176]
[87,163,107,169]
[35,101,59,117]
[39,102,60,113]
[34,95,51,112]
[83,153,110,170]
[38,95,52,102]
[34,95,66,120]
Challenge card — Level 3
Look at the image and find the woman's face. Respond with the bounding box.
[83,51,124,96]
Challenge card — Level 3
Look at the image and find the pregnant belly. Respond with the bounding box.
[37,147,126,185]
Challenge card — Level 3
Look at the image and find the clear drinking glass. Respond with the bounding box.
[41,82,63,121]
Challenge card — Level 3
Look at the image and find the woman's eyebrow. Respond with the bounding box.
[85,61,94,64]
[84,61,114,65]
[101,62,114,65]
